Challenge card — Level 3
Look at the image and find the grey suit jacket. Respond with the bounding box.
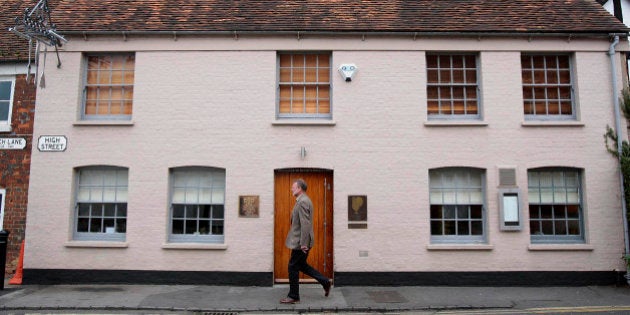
[285,193,315,250]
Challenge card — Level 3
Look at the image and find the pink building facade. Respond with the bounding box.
[21,0,630,285]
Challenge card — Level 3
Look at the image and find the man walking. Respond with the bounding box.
[280,178,331,304]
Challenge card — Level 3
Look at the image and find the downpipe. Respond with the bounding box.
[608,36,630,269]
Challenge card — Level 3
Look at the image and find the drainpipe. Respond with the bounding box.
[609,35,630,258]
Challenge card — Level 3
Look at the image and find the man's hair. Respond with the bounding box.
[294,178,307,192]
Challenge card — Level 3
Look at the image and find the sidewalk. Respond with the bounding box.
[1,282,630,314]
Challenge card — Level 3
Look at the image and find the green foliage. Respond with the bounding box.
[621,87,630,120]
[605,125,630,221]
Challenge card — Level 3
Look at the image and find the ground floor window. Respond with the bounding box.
[169,167,225,243]
[429,167,486,243]
[528,167,584,243]
[74,166,128,241]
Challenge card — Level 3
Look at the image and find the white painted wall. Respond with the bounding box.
[24,35,629,273]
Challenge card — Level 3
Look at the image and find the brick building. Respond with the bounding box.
[0,2,37,276]
[21,0,630,285]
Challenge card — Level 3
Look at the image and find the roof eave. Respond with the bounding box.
[59,29,630,39]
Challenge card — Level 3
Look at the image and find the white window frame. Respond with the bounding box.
[429,167,487,244]
[0,76,15,132]
[527,168,584,243]
[73,166,128,241]
[168,167,226,244]
[521,53,576,121]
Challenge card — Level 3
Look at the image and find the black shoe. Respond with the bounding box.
[323,280,332,297]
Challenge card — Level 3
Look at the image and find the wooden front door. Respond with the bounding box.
[274,169,333,283]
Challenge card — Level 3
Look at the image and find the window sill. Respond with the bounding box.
[0,125,11,132]
[424,121,488,127]
[74,120,134,126]
[272,119,336,126]
[427,244,494,251]
[162,243,228,250]
[521,121,584,127]
[64,241,129,248]
[528,244,594,251]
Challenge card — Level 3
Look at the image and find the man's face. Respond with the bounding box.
[291,182,301,197]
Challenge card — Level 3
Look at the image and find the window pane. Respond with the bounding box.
[172,220,184,234]
[541,220,554,235]
[430,205,442,219]
[199,220,211,234]
[529,205,540,219]
[457,206,469,219]
[212,221,224,235]
[90,218,102,232]
[117,203,127,217]
[199,205,211,218]
[78,203,90,216]
[554,221,567,235]
[77,218,89,232]
[116,218,126,232]
[213,205,225,219]
[471,221,483,235]
[185,220,197,234]
[427,69,439,83]
[470,205,482,219]
[173,204,185,218]
[457,221,470,235]
[444,221,456,235]
[431,221,443,235]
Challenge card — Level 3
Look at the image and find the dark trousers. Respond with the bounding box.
[287,249,329,300]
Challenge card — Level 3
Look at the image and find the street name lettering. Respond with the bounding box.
[38,135,67,152]
[0,138,27,150]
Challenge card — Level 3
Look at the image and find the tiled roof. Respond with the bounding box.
[49,0,628,35]
[1,0,627,62]
[0,1,33,62]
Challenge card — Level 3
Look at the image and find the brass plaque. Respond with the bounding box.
[239,195,260,218]
[348,195,367,229]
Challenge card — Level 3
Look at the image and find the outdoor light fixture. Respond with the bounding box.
[300,147,307,160]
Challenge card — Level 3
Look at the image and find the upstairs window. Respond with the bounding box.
[0,77,15,132]
[426,54,480,119]
[521,54,575,120]
[82,53,135,120]
[277,52,331,118]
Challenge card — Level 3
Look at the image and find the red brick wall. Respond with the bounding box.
[0,74,35,276]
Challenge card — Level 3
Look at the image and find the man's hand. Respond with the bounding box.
[301,245,309,253]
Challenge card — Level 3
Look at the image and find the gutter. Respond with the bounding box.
[609,35,630,258]
[58,30,630,39]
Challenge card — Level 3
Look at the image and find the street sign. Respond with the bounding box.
[0,138,26,150]
[37,135,67,152]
